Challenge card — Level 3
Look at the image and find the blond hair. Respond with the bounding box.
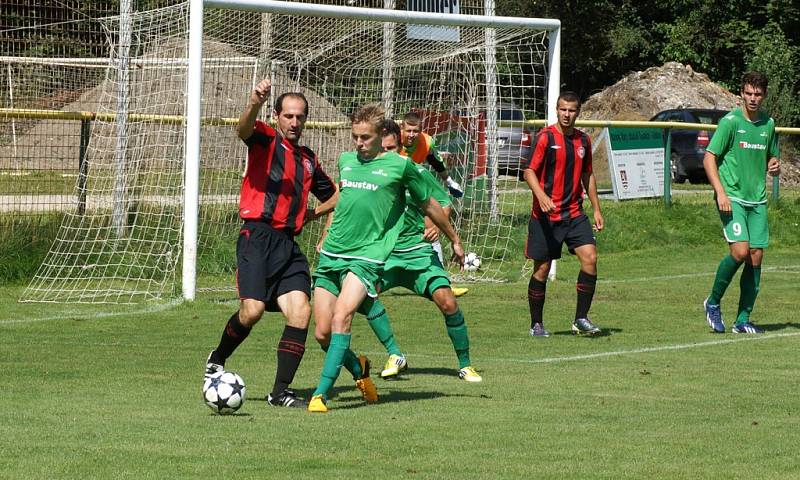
[351,103,386,134]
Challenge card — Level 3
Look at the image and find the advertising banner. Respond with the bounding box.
[605,127,664,200]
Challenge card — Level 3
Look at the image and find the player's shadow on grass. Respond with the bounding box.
[404,366,464,378]
[334,389,483,410]
[760,322,800,332]
[551,327,622,337]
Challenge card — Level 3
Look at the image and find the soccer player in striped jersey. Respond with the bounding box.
[702,71,780,334]
[358,120,481,382]
[204,78,339,409]
[308,105,464,413]
[523,91,604,337]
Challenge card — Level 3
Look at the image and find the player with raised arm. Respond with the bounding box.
[400,111,464,198]
[308,105,464,413]
[702,71,780,334]
[357,120,481,382]
[523,91,604,337]
[204,78,338,409]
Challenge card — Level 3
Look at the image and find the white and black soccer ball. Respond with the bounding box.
[463,252,481,272]
[203,370,246,414]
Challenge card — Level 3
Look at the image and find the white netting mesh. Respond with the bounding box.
[10,1,551,303]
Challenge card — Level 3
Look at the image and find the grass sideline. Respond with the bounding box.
[2,243,800,478]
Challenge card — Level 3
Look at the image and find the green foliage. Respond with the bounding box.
[496,0,800,120]
[746,23,800,127]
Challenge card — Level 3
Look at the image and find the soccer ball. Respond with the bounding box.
[463,252,481,272]
[203,370,246,414]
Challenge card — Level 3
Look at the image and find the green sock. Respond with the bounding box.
[708,255,742,305]
[362,299,403,356]
[444,309,471,369]
[736,264,761,325]
[313,333,351,399]
[321,341,362,380]
[343,348,362,380]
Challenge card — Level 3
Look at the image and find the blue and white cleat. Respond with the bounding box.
[529,322,551,337]
[572,317,601,336]
[703,298,725,333]
[732,322,764,334]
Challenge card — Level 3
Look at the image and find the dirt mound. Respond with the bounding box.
[582,62,740,121]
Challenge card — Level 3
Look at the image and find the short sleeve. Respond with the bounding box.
[311,155,336,202]
[403,160,433,206]
[527,130,549,171]
[706,116,734,158]
[768,121,780,159]
[242,119,276,147]
[420,168,450,208]
[582,135,593,173]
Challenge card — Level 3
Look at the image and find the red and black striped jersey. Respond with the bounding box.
[239,120,335,235]
[527,124,593,221]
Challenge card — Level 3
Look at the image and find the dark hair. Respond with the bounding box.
[741,71,768,92]
[557,91,581,108]
[274,92,309,115]
[381,119,401,138]
[402,111,422,125]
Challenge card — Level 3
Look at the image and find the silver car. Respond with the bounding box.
[452,102,532,179]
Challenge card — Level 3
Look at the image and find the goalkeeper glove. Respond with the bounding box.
[446,176,464,198]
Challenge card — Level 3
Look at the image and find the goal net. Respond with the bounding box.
[17,0,558,303]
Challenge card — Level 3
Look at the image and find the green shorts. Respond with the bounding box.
[719,201,769,248]
[380,247,451,299]
[313,253,382,298]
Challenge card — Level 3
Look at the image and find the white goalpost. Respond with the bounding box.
[17,0,559,303]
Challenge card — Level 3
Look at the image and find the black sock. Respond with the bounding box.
[575,270,597,320]
[528,277,547,329]
[271,325,308,397]
[211,312,251,364]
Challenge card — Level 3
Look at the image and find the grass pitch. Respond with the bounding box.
[2,241,800,479]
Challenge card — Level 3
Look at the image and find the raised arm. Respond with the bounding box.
[238,78,271,140]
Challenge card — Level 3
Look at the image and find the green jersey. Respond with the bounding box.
[320,151,432,263]
[707,107,779,205]
[394,165,451,252]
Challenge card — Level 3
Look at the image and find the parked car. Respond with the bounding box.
[650,108,729,183]
[454,102,532,179]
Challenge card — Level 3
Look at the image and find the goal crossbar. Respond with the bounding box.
[205,0,561,30]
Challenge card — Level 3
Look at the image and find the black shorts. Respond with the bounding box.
[525,214,595,261]
[236,222,311,311]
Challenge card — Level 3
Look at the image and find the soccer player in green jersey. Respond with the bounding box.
[308,104,465,413]
[358,120,481,382]
[703,71,780,334]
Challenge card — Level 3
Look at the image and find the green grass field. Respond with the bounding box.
[2,239,800,478]
[2,192,800,478]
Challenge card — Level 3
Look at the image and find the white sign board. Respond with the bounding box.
[605,127,665,200]
[406,0,460,42]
